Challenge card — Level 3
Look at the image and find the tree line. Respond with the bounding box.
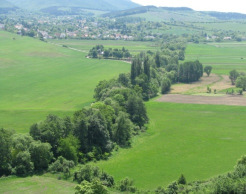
[0,71,149,177]
[88,45,131,60]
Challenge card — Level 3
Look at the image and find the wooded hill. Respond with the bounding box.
[6,0,139,11]
[103,6,246,21]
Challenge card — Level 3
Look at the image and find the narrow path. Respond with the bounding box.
[48,42,87,53]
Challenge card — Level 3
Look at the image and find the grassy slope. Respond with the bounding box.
[0,0,15,8]
[0,31,130,132]
[0,176,76,193]
[134,10,216,22]
[96,102,246,190]
[185,42,246,74]
[7,0,138,11]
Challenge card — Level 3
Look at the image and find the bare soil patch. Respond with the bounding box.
[170,74,221,94]
[212,75,232,91]
[170,74,234,94]
[157,94,246,106]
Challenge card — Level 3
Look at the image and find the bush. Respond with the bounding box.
[75,180,108,194]
[12,151,34,176]
[74,165,114,188]
[117,177,137,193]
[229,69,239,85]
[48,156,74,173]
[178,174,187,185]
[204,66,212,77]
[161,77,171,94]
[236,76,246,91]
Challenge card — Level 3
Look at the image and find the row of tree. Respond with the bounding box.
[0,78,148,177]
[229,69,246,91]
[129,50,203,99]
[88,45,131,59]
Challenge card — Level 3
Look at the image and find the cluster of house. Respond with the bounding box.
[0,24,5,30]
[206,35,240,41]
[12,23,137,40]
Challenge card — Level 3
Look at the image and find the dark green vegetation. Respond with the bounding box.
[7,0,139,11]
[103,6,246,21]
[178,60,203,83]
[88,45,131,59]
[0,31,130,132]
[204,65,213,76]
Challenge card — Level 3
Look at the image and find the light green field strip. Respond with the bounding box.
[0,31,130,132]
[96,102,246,190]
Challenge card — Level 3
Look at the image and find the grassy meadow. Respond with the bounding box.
[1,30,246,193]
[186,42,246,74]
[96,101,246,190]
[0,31,130,132]
[0,176,76,194]
[49,39,159,55]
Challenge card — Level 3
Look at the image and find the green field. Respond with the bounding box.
[195,21,246,32]
[186,42,246,74]
[0,31,130,132]
[0,176,76,194]
[1,31,246,193]
[96,101,246,190]
[49,39,159,55]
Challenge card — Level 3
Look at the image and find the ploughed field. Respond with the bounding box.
[0,31,130,133]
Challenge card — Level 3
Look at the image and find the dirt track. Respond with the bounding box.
[157,94,246,106]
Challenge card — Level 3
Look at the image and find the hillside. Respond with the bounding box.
[0,0,15,7]
[103,6,218,22]
[0,0,17,13]
[103,6,246,22]
[6,0,139,11]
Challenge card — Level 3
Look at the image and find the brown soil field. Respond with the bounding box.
[157,94,246,106]
[170,74,232,94]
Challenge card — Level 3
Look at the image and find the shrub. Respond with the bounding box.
[204,66,212,77]
[178,174,187,185]
[161,77,171,94]
[117,177,137,193]
[236,76,246,91]
[75,180,108,194]
[48,156,75,173]
[74,165,114,188]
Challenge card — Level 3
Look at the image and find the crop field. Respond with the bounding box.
[185,42,246,74]
[1,30,246,193]
[0,31,130,132]
[0,176,76,194]
[134,10,215,22]
[49,39,159,55]
[195,21,246,32]
[96,101,246,190]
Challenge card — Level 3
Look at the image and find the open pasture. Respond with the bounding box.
[0,176,76,194]
[186,42,246,74]
[49,39,159,55]
[96,102,246,190]
[0,31,130,132]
